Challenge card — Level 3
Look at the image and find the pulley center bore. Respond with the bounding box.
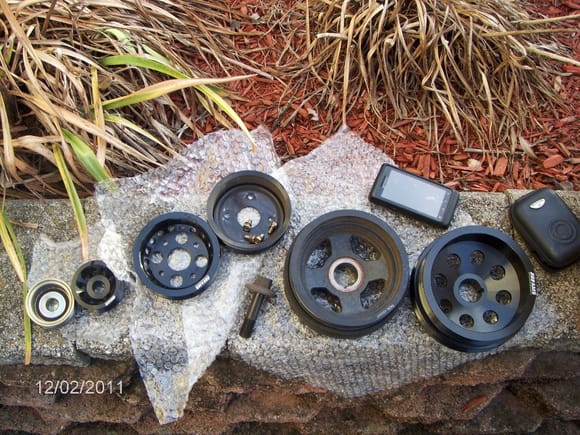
[328,257,365,293]
[454,273,486,304]
[86,276,110,299]
[38,291,66,319]
[237,206,261,228]
[167,248,192,271]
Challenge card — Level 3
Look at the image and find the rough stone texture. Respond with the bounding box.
[435,388,545,433]
[524,351,580,381]
[0,352,579,434]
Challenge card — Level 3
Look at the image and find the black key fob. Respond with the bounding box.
[510,188,580,270]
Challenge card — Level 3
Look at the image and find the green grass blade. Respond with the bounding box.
[100,54,188,79]
[62,129,113,189]
[0,207,26,282]
[99,55,255,148]
[101,77,251,110]
[52,144,89,260]
[22,282,31,364]
[0,207,31,364]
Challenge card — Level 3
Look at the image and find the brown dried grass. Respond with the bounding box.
[0,0,256,198]
[291,0,579,149]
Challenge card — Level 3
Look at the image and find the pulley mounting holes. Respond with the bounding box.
[133,212,220,299]
[284,210,409,338]
[411,225,536,352]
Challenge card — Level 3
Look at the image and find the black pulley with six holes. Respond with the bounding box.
[133,212,220,299]
[411,225,536,352]
[284,210,409,338]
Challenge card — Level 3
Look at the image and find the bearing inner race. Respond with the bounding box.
[37,291,67,319]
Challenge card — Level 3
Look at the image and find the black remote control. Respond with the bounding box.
[510,188,580,270]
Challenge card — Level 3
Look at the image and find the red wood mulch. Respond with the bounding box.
[196,0,579,192]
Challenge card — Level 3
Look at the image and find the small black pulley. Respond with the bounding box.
[133,212,220,299]
[207,171,291,253]
[411,226,536,352]
[284,210,409,338]
[72,260,123,313]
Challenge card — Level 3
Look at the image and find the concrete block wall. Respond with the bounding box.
[0,190,578,433]
[0,351,579,433]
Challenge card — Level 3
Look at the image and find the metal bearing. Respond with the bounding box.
[207,170,291,253]
[411,225,536,352]
[284,210,409,338]
[133,212,220,299]
[72,260,123,312]
[26,279,75,329]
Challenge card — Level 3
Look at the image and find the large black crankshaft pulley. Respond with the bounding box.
[284,210,409,338]
[411,226,536,352]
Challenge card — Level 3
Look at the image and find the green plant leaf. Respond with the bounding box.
[62,129,113,189]
[101,77,251,110]
[0,207,26,282]
[0,207,31,364]
[100,54,188,79]
[99,55,256,149]
[104,113,166,147]
[52,144,88,260]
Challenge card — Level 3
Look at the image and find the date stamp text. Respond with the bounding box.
[37,379,123,395]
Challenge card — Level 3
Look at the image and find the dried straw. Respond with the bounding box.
[0,0,256,198]
[294,0,578,148]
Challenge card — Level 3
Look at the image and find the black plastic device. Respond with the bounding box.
[369,163,459,227]
[510,188,579,270]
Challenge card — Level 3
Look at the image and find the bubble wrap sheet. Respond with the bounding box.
[27,126,563,423]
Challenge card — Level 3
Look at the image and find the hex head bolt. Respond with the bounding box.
[239,276,273,339]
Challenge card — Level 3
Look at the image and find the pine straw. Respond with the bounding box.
[292,0,579,149]
[0,0,257,198]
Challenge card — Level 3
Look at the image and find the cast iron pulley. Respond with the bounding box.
[26,279,75,329]
[284,210,409,338]
[207,170,291,253]
[411,226,536,352]
[133,212,220,299]
[72,260,123,312]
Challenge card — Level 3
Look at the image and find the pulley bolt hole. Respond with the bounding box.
[483,310,499,324]
[447,253,461,269]
[170,275,183,288]
[45,298,60,312]
[434,273,447,288]
[460,314,474,328]
[175,232,188,244]
[439,299,452,314]
[91,280,106,297]
[470,250,485,265]
[490,265,505,280]
[195,255,208,268]
[496,290,512,305]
